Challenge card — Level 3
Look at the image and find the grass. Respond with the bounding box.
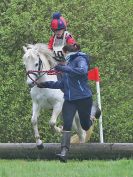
[0,159,132,177]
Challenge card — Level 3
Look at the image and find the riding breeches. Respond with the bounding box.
[62,97,92,131]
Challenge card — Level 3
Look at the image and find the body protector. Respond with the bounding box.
[53,31,70,62]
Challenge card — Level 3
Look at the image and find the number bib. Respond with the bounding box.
[53,31,69,61]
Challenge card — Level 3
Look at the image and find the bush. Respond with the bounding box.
[0,0,133,143]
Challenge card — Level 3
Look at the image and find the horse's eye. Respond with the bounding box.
[35,63,38,67]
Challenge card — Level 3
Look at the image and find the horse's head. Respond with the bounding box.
[23,44,57,88]
[23,46,44,88]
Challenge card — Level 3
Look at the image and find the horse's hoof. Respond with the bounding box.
[37,143,44,150]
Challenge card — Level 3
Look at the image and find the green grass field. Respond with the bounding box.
[0,159,132,177]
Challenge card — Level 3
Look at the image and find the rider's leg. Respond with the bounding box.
[56,131,71,162]
[56,100,76,162]
[76,97,94,142]
[76,97,101,142]
[77,97,93,131]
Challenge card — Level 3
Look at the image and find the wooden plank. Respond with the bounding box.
[0,143,132,160]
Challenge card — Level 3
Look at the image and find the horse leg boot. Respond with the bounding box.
[56,131,71,163]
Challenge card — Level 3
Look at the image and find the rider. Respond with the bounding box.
[48,12,76,62]
[37,43,101,163]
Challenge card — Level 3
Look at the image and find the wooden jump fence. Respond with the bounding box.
[0,143,132,160]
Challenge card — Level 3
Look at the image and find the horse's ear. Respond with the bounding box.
[23,46,27,53]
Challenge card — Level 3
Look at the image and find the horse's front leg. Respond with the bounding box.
[49,104,63,133]
[31,102,43,149]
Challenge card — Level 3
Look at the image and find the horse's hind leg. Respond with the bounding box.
[32,102,43,149]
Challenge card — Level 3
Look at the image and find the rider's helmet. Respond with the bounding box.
[51,12,67,31]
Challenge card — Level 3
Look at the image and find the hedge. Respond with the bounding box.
[0,0,133,143]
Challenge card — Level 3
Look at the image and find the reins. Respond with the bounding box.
[26,69,61,85]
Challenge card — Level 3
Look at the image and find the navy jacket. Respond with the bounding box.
[43,52,92,101]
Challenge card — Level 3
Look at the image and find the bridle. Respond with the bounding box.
[26,56,61,85]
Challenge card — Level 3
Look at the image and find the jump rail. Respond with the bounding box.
[0,143,132,160]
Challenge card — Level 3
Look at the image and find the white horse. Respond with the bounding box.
[22,43,92,148]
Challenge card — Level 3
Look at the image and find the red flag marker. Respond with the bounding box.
[88,67,103,143]
[88,67,100,81]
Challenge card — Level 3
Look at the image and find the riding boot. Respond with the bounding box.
[90,103,101,120]
[56,131,71,163]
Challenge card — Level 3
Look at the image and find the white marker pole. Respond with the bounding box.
[96,81,104,143]
[88,67,104,143]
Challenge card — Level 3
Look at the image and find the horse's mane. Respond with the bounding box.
[24,43,57,67]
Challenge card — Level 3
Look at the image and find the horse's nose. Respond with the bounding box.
[28,81,35,88]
